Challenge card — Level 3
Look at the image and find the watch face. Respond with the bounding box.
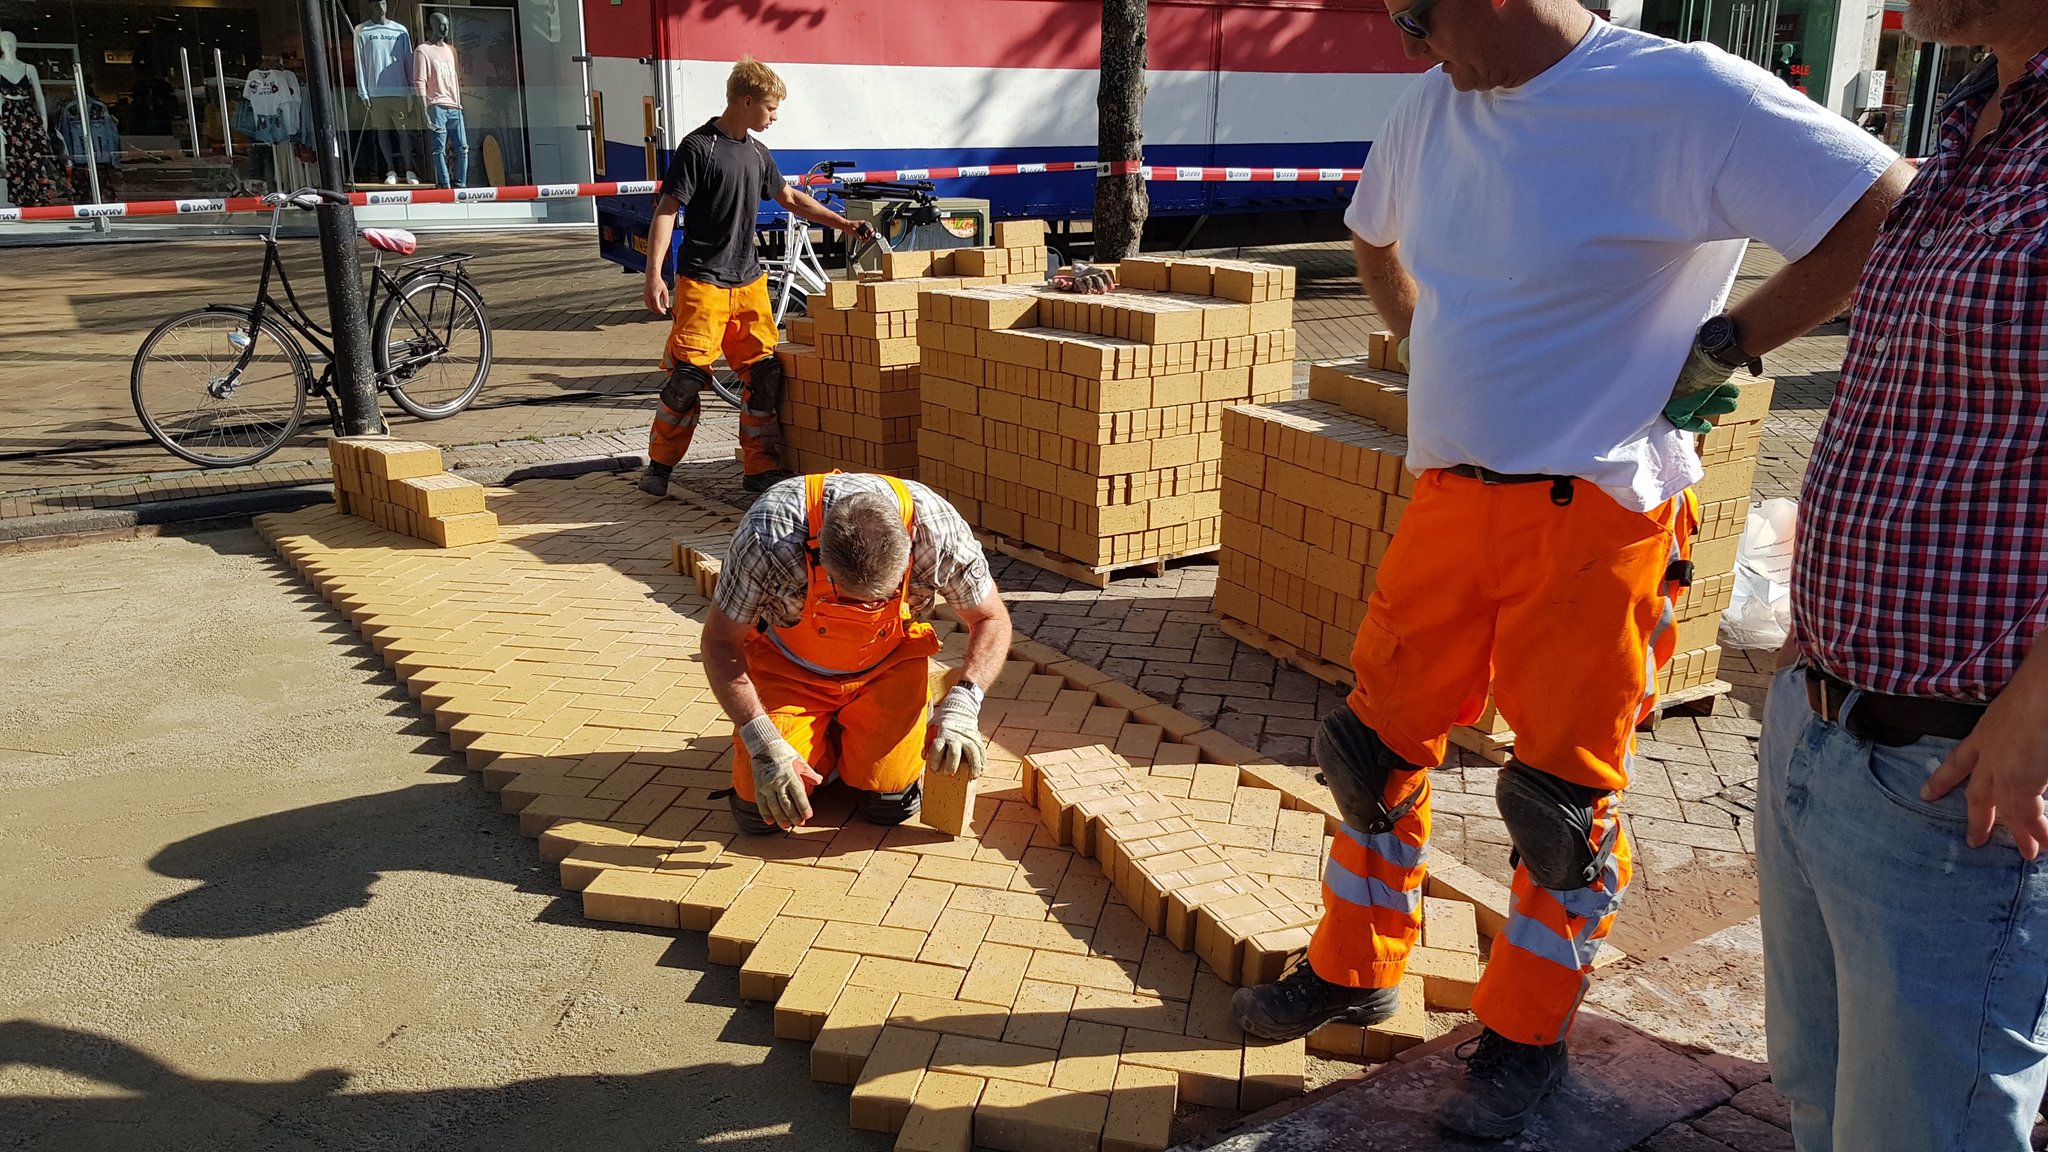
[1698,314,1736,352]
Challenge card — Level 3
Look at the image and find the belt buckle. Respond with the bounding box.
[1805,667,1840,724]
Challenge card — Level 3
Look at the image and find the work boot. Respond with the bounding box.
[1231,959,1400,1041]
[1436,1028,1569,1139]
[742,468,795,494]
[637,463,671,497]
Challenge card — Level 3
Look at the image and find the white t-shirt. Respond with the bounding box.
[1345,19,1895,510]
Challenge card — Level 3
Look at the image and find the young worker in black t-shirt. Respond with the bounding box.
[639,57,873,496]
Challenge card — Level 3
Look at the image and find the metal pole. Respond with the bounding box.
[72,66,103,204]
[178,48,201,158]
[300,0,386,436]
[213,49,234,160]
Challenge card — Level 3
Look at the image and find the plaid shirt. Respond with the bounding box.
[1794,52,2048,702]
[715,474,996,630]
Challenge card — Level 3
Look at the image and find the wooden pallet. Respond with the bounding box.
[973,528,1218,589]
[1216,616,1351,687]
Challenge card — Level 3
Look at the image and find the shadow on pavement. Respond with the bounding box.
[0,1020,886,1152]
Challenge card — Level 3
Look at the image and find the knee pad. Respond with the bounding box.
[742,356,786,415]
[660,363,711,414]
[1495,760,1617,891]
[860,778,922,827]
[1313,709,1426,836]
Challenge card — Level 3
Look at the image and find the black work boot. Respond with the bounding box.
[742,468,795,494]
[1231,959,1400,1041]
[1436,1028,1569,1139]
[637,462,672,497]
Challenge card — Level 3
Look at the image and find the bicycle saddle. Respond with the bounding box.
[360,228,418,255]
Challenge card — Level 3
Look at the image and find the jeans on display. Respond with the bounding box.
[1756,661,2048,1151]
[428,105,468,189]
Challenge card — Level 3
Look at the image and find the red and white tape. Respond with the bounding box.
[0,162,1362,224]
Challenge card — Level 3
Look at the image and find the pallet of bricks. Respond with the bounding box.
[916,255,1298,585]
[773,221,1055,480]
[1213,353,1771,762]
[328,436,500,548]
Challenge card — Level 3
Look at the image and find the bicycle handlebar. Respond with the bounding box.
[263,188,351,211]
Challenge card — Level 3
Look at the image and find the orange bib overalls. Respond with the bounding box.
[731,474,943,803]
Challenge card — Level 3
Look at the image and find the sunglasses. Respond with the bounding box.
[1391,0,1437,39]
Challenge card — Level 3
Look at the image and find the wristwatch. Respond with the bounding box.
[1696,314,1763,375]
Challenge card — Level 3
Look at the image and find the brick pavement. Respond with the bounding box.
[3,232,1836,959]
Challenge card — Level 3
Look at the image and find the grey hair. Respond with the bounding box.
[818,490,911,600]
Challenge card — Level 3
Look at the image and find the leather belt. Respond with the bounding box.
[1804,665,1987,746]
[1444,463,1574,485]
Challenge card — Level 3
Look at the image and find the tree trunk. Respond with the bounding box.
[1095,0,1148,262]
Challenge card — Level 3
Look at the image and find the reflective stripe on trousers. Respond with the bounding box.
[1470,793,1633,1045]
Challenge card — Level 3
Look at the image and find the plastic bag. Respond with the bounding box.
[1720,498,1796,649]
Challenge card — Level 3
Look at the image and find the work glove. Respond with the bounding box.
[739,715,817,829]
[1394,336,1410,373]
[1049,262,1116,295]
[927,682,988,779]
[1663,346,1744,434]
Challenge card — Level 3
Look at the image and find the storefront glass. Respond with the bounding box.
[0,0,590,239]
[1639,0,1836,103]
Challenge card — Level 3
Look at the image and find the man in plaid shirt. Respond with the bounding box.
[1761,1,2048,1147]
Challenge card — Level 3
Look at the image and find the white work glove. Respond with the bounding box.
[739,715,817,829]
[928,682,988,779]
[1049,262,1116,295]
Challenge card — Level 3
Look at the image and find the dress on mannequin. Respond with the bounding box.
[0,31,62,207]
[354,2,418,184]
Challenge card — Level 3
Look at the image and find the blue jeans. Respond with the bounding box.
[427,105,469,189]
[1758,661,2048,1151]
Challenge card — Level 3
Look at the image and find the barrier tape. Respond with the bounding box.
[0,162,1361,224]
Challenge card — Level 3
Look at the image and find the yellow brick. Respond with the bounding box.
[922,767,977,837]
[1119,1028,1242,1109]
[775,946,863,1041]
[931,1034,1059,1086]
[850,954,970,1000]
[958,941,1034,1007]
[851,1025,943,1133]
[1048,1018,1125,1094]
[913,854,1019,891]
[894,1069,985,1152]
[353,438,444,480]
[1003,979,1079,1050]
[813,986,902,1083]
[1408,944,1481,1011]
[1240,1038,1306,1111]
[738,915,825,1001]
[816,921,930,961]
[678,857,762,931]
[974,1079,1110,1152]
[1103,1061,1178,1152]
[1364,974,1429,1060]
[424,510,498,548]
[392,472,487,518]
[1026,949,1137,993]
[705,884,794,966]
[579,868,693,929]
[887,994,1012,1040]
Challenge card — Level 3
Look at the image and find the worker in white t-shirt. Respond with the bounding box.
[1228,0,1915,1138]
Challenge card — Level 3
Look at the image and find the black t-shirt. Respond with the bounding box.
[658,119,784,288]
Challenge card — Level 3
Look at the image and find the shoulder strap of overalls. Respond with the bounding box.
[802,472,832,561]
[882,477,918,598]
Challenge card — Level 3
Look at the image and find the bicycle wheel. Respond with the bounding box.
[131,307,309,467]
[708,361,745,409]
[375,272,492,419]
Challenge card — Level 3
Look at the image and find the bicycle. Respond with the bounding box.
[130,188,492,468]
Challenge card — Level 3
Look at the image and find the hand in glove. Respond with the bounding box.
[1663,345,1744,434]
[739,715,822,829]
[927,682,988,779]
[1394,336,1410,373]
[1049,262,1116,295]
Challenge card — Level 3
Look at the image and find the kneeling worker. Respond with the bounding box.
[701,473,1012,831]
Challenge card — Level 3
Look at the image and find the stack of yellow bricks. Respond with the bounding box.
[916,255,1298,575]
[774,221,1056,480]
[327,436,499,547]
[1214,356,1772,754]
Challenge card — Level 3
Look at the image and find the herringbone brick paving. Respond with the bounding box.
[256,471,1509,1149]
[7,233,1810,959]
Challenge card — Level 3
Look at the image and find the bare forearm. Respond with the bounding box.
[1730,160,1914,355]
[644,198,680,283]
[703,616,767,725]
[784,191,856,233]
[1353,235,1417,338]
[955,594,1013,692]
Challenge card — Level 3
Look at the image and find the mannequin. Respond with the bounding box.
[243,51,303,192]
[56,70,121,201]
[0,30,61,208]
[354,0,419,185]
[413,12,468,189]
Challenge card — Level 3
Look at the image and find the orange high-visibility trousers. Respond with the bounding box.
[1307,469,1693,1045]
[649,273,783,475]
[729,632,935,802]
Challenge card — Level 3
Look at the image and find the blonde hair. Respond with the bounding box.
[727,57,787,103]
